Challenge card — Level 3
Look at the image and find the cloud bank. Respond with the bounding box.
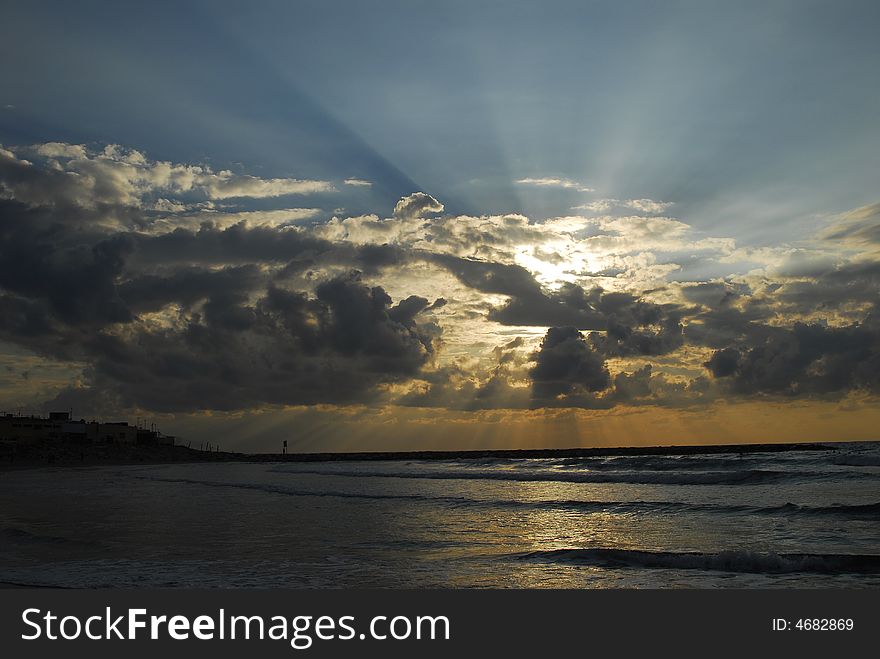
[1,142,879,420]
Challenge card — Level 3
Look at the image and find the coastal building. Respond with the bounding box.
[0,412,175,446]
[137,428,158,445]
[0,411,70,442]
[96,422,138,444]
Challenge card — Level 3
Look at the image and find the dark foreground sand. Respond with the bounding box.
[0,438,843,472]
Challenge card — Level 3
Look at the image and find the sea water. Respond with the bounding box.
[1,442,878,588]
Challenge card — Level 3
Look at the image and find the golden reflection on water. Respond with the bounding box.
[385,476,747,585]
[519,509,632,552]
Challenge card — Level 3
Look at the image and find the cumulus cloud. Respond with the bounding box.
[392,192,444,219]
[30,142,90,160]
[3,263,440,412]
[702,320,880,396]
[703,347,740,378]
[0,143,334,215]
[530,326,610,401]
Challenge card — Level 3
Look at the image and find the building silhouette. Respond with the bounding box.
[0,411,176,446]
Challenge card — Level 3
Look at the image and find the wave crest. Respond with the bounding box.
[519,548,880,574]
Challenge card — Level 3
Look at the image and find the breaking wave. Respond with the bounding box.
[131,475,880,520]
[832,454,880,467]
[519,548,880,574]
[271,466,870,486]
[517,500,880,519]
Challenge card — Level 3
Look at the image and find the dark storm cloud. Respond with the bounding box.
[526,328,708,410]
[0,200,134,326]
[490,281,610,329]
[680,281,744,308]
[585,293,686,357]
[530,326,610,401]
[44,272,439,412]
[118,265,264,314]
[0,294,55,344]
[0,178,439,411]
[611,364,654,399]
[683,305,774,349]
[130,223,416,283]
[704,319,880,396]
[704,347,740,378]
[129,222,332,266]
[388,294,433,325]
[772,261,880,318]
[348,242,412,273]
[430,255,545,299]
[685,262,880,354]
[681,260,880,398]
[312,273,436,370]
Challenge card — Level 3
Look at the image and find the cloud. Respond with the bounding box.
[116,265,264,316]
[2,141,880,417]
[530,326,610,401]
[200,173,334,199]
[148,207,323,233]
[516,177,594,192]
[0,146,122,210]
[703,347,740,378]
[572,198,673,214]
[392,192,444,219]
[0,143,335,215]
[818,203,880,252]
[431,256,685,353]
[32,271,440,412]
[31,142,90,160]
[703,320,880,396]
[0,201,134,326]
[149,198,190,213]
[587,303,685,357]
[343,178,372,187]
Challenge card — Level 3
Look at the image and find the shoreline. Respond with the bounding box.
[0,438,872,472]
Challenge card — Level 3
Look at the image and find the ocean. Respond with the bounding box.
[1,442,879,588]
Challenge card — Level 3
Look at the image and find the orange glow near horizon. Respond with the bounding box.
[161,397,880,454]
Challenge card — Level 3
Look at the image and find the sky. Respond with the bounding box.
[0,0,879,451]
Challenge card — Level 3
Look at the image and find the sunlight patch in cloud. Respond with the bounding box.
[202,173,334,199]
[516,177,594,192]
[572,198,673,215]
[392,192,444,219]
[149,207,323,233]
